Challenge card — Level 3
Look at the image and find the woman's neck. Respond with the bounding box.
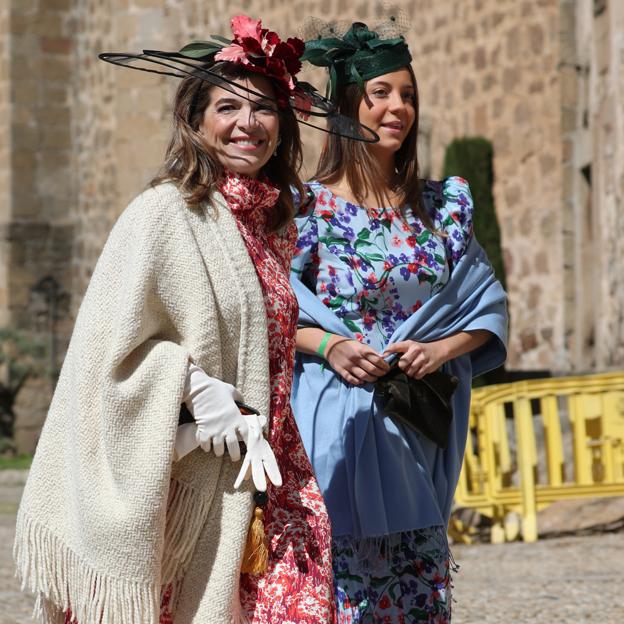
[369,147,397,185]
[326,156,399,209]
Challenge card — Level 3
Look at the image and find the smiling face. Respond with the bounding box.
[357,68,416,157]
[199,74,280,178]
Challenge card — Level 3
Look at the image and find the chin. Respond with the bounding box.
[373,139,404,155]
[222,160,268,178]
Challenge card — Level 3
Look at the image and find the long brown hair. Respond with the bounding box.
[314,66,434,229]
[151,63,304,232]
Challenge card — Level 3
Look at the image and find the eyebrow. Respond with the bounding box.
[213,95,277,107]
[367,81,415,90]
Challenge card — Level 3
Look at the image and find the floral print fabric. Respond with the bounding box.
[292,178,473,352]
[333,529,451,624]
[219,173,334,623]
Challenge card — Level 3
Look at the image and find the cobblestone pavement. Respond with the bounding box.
[452,533,624,623]
[1,473,623,623]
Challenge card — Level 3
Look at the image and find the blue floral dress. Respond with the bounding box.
[292,177,473,623]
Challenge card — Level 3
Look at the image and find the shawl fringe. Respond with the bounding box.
[332,526,451,573]
[14,513,160,624]
[161,477,214,586]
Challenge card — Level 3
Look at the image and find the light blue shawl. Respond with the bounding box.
[290,236,508,538]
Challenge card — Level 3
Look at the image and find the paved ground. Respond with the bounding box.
[1,472,623,623]
[0,473,34,624]
[452,533,624,623]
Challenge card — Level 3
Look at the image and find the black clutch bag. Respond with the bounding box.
[375,365,459,449]
[179,403,194,425]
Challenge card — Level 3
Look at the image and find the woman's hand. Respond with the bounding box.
[383,340,448,380]
[326,338,390,385]
[183,364,248,461]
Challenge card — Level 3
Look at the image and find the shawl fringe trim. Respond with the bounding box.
[161,477,214,586]
[14,513,160,624]
[14,479,212,624]
[332,526,453,572]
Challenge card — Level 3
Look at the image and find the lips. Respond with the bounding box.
[380,122,404,132]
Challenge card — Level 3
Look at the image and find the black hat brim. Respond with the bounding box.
[99,50,379,143]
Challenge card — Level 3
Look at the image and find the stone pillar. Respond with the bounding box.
[5,0,75,336]
[560,0,594,372]
[2,0,78,452]
[591,0,624,368]
[560,0,624,371]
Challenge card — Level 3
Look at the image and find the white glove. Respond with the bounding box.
[234,414,283,492]
[183,363,248,462]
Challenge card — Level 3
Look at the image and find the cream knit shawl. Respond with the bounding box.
[14,183,271,624]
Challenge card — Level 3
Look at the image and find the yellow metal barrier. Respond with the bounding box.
[454,371,624,543]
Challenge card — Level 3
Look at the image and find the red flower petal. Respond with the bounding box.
[273,41,302,76]
[263,31,280,49]
[266,56,287,77]
[240,36,264,56]
[214,43,247,63]
[286,37,305,57]
[230,15,262,44]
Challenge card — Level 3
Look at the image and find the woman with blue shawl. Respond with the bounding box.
[290,18,508,623]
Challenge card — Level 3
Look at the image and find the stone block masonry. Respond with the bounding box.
[1,0,624,450]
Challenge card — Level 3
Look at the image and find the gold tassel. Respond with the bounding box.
[241,506,269,575]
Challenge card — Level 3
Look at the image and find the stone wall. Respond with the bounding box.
[259,0,566,370]
[408,0,564,371]
[3,0,624,449]
[560,0,624,372]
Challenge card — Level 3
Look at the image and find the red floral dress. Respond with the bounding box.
[221,174,334,623]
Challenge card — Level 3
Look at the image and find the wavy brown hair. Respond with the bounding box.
[314,66,434,230]
[151,63,304,232]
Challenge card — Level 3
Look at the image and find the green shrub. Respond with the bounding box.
[0,328,46,441]
[442,137,506,289]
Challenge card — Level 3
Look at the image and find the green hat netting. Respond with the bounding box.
[301,12,412,101]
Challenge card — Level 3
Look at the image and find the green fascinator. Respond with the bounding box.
[302,19,412,101]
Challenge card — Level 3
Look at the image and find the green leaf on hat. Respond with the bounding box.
[178,40,223,58]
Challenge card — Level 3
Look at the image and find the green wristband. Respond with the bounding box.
[317,332,332,359]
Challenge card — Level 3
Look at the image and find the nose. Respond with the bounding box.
[388,91,406,113]
[236,104,261,130]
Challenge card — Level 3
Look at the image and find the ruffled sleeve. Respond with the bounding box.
[435,176,474,268]
[291,184,320,289]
